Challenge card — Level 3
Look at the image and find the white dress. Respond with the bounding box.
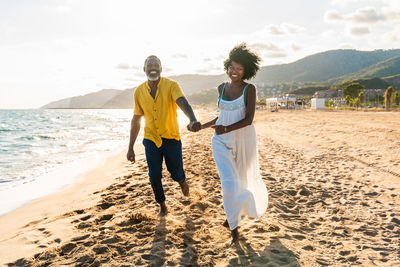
[212,83,268,230]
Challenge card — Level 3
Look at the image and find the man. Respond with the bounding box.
[127,55,201,216]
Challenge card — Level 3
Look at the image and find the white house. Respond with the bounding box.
[311,98,325,110]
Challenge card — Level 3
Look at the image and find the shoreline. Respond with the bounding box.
[0,143,145,264]
[0,145,129,217]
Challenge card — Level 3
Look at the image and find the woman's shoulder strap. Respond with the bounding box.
[243,83,251,106]
[218,83,226,105]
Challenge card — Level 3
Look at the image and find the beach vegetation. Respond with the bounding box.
[384,86,394,110]
[393,91,400,106]
[343,83,364,99]
[354,97,361,109]
[358,92,365,107]
[345,95,352,106]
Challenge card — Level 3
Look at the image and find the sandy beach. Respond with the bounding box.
[1,109,400,266]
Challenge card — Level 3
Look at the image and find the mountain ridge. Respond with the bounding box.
[41,49,400,108]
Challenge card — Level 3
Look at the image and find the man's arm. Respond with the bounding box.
[175,96,201,131]
[127,114,142,163]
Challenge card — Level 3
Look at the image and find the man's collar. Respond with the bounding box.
[146,77,163,90]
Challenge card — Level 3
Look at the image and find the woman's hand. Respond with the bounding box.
[211,125,228,135]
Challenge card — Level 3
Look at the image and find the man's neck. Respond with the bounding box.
[148,78,161,90]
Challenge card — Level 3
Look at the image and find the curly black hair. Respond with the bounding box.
[224,43,261,80]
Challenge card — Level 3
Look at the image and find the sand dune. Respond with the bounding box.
[2,110,400,266]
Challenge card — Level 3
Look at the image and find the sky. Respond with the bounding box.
[0,0,399,108]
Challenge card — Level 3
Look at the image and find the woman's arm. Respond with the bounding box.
[212,84,256,135]
[201,117,218,129]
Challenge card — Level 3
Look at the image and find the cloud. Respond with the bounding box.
[172,53,188,59]
[324,10,344,22]
[339,43,355,49]
[42,5,72,15]
[250,43,282,52]
[348,7,384,23]
[291,44,302,51]
[265,23,305,35]
[248,43,289,59]
[115,63,131,70]
[383,25,400,43]
[330,0,372,7]
[133,71,145,77]
[348,26,370,35]
[203,58,212,62]
[115,64,141,70]
[0,23,17,36]
[56,5,72,14]
[267,52,288,58]
[325,6,399,24]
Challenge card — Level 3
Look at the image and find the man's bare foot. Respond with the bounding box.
[223,219,229,228]
[159,202,168,216]
[179,181,189,196]
[231,228,239,244]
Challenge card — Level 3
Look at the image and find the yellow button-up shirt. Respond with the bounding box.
[134,77,185,148]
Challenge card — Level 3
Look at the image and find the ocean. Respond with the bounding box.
[0,109,136,216]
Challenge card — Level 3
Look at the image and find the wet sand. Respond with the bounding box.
[2,110,400,266]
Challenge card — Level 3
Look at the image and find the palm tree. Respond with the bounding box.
[384,86,394,111]
[354,97,360,110]
[345,95,352,107]
[358,92,365,108]
[393,91,400,106]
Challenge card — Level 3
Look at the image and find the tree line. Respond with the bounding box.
[343,83,400,110]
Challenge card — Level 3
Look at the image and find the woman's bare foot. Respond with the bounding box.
[159,202,168,216]
[231,228,239,244]
[223,219,229,228]
[179,181,189,196]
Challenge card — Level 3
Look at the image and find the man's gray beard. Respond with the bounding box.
[147,74,160,81]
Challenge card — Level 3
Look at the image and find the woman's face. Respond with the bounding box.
[227,61,244,83]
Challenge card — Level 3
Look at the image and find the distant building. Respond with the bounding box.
[362,89,385,98]
[311,98,325,110]
[331,97,346,107]
[266,94,299,110]
[313,90,335,98]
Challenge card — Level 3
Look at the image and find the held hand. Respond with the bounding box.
[127,149,135,163]
[187,121,201,132]
[211,125,227,135]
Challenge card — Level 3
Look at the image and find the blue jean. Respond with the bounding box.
[143,138,186,203]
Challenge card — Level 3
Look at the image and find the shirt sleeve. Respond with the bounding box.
[171,81,185,101]
[133,89,144,115]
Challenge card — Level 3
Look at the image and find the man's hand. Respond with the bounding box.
[187,121,201,132]
[127,149,135,163]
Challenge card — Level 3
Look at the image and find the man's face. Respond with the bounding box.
[144,58,162,81]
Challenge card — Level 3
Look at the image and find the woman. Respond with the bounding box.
[200,43,268,243]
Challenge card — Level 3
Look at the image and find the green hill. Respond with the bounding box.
[329,56,400,83]
[332,77,390,91]
[383,74,400,88]
[253,49,400,83]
